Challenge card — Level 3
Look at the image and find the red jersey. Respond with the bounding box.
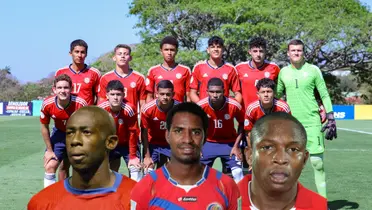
[244,99,291,131]
[197,97,244,143]
[238,175,328,210]
[27,172,136,210]
[235,60,280,109]
[55,65,101,105]
[98,70,146,109]
[40,95,87,132]
[98,100,138,158]
[130,166,241,210]
[140,99,180,146]
[146,64,191,102]
[190,60,241,100]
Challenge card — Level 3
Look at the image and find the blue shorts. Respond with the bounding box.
[46,127,66,161]
[109,145,141,165]
[148,144,171,163]
[201,141,242,169]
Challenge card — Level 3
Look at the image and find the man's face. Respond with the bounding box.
[257,87,274,105]
[166,112,204,164]
[207,43,223,60]
[53,80,71,101]
[287,45,304,64]
[113,47,132,67]
[70,46,87,65]
[251,119,309,193]
[249,47,266,64]
[156,87,174,106]
[106,89,124,107]
[207,85,224,105]
[161,44,177,63]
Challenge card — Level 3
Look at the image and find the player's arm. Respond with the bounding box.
[189,65,201,103]
[97,76,108,103]
[40,110,58,165]
[189,89,200,103]
[231,69,243,104]
[146,92,154,103]
[41,124,52,153]
[145,72,155,103]
[185,68,192,102]
[138,77,147,109]
[276,70,285,99]
[140,111,154,169]
[231,107,245,160]
[127,112,141,167]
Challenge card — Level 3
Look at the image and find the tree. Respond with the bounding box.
[0,66,24,101]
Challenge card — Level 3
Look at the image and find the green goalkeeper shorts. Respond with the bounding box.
[305,126,325,155]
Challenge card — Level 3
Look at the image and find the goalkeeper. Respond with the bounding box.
[276,39,337,198]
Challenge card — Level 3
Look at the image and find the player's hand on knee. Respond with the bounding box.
[143,156,154,169]
[230,146,242,161]
[321,112,337,140]
[128,157,142,168]
[44,150,58,167]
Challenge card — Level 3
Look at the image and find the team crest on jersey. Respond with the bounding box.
[206,202,223,210]
[176,73,182,79]
[244,119,249,126]
[224,114,230,120]
[130,82,136,88]
[40,112,45,119]
[145,78,150,86]
[84,78,90,84]
[118,119,123,124]
[264,72,270,78]
[222,74,228,80]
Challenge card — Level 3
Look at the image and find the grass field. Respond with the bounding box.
[0,116,371,210]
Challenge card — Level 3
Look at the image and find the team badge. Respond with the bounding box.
[222,73,228,80]
[84,78,90,84]
[176,73,182,79]
[130,82,136,88]
[264,72,270,78]
[244,119,249,126]
[40,112,45,119]
[224,114,230,120]
[145,78,150,86]
[206,202,223,210]
[118,119,123,124]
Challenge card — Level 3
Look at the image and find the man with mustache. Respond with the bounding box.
[131,102,241,210]
[238,112,328,209]
[28,106,136,209]
[197,77,245,183]
[141,80,179,174]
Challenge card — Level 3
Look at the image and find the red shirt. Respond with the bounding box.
[98,70,146,109]
[244,99,291,131]
[238,175,328,210]
[97,100,138,158]
[235,61,280,109]
[55,65,101,105]
[40,95,87,132]
[27,172,136,210]
[140,99,180,146]
[197,97,244,143]
[190,60,241,100]
[130,166,241,210]
[146,64,191,102]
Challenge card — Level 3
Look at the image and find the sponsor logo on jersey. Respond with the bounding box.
[118,119,123,124]
[206,202,223,210]
[244,119,249,126]
[52,115,56,118]
[176,73,182,79]
[224,114,230,120]
[158,75,163,79]
[130,82,136,88]
[222,73,228,80]
[178,196,197,202]
[153,117,159,121]
[243,73,248,77]
[145,78,150,86]
[84,78,90,84]
[203,73,209,77]
[264,72,270,78]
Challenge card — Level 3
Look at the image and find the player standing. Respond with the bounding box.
[28,107,137,209]
[97,80,142,181]
[55,39,101,105]
[145,36,191,102]
[197,78,245,183]
[40,74,87,188]
[141,80,179,173]
[190,36,242,104]
[276,39,337,198]
[131,102,241,209]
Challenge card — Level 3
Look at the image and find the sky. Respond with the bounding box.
[0,0,371,83]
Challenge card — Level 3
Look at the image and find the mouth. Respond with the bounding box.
[178,147,195,155]
[269,170,289,184]
[70,153,86,162]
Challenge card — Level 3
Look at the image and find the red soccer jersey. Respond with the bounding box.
[98,70,146,109]
[244,98,291,131]
[235,60,280,109]
[190,60,241,100]
[140,99,180,146]
[238,175,328,210]
[98,100,138,158]
[197,97,244,143]
[27,172,136,210]
[130,166,241,210]
[40,95,87,132]
[146,64,191,102]
[55,65,101,105]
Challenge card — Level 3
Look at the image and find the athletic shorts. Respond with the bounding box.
[148,144,171,163]
[109,145,141,165]
[305,125,325,155]
[201,141,242,169]
[46,127,66,161]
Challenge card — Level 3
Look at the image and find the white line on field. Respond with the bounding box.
[338,127,372,135]
[327,148,371,152]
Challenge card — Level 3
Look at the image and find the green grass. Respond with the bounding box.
[0,117,371,209]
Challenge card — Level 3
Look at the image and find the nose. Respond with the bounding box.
[182,129,193,144]
[272,148,289,165]
[69,132,83,147]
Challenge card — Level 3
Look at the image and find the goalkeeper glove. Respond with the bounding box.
[321,112,337,140]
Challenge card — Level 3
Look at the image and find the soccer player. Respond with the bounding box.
[55,39,101,105]
[145,36,191,102]
[40,74,87,188]
[97,80,142,181]
[28,106,137,210]
[276,39,337,198]
[190,36,242,104]
[197,77,245,183]
[130,102,241,209]
[141,80,179,172]
[235,37,280,109]
[238,112,328,210]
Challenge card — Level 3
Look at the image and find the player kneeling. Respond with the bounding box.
[98,80,142,181]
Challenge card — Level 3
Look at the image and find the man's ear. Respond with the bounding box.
[165,130,170,144]
[106,135,119,151]
[303,150,310,168]
[245,147,253,168]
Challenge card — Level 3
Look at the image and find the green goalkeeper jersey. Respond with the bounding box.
[276,62,333,126]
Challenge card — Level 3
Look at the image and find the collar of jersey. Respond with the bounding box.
[206,60,225,70]
[161,165,210,186]
[160,63,178,71]
[248,60,267,70]
[69,64,88,74]
[114,69,133,78]
[54,95,72,110]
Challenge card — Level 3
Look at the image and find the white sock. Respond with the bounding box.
[231,167,244,183]
[144,167,154,176]
[44,173,56,188]
[128,165,143,182]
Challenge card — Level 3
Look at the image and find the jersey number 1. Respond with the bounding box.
[295,79,299,88]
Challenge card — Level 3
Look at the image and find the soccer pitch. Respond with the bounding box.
[0,117,371,210]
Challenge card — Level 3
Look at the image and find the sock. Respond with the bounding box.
[129,165,143,182]
[231,167,244,183]
[310,154,327,198]
[44,173,56,188]
[144,167,154,176]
